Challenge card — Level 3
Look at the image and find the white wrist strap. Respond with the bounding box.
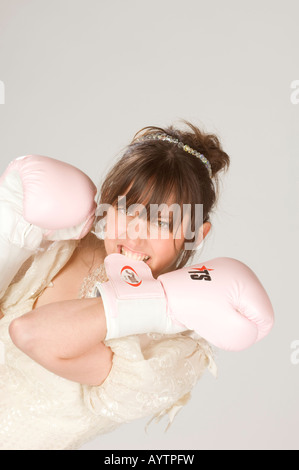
[96,281,168,339]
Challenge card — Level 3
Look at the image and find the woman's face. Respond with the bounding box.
[103,197,210,278]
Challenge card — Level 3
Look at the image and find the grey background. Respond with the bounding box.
[0,0,298,450]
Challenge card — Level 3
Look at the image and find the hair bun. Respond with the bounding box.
[132,119,230,180]
[170,120,230,179]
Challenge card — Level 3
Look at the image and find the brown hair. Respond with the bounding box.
[96,120,230,270]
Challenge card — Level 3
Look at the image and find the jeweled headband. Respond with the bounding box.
[134,133,212,178]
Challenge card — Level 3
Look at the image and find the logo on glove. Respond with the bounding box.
[121,265,142,287]
[188,265,213,281]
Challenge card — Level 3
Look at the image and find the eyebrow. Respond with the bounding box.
[157,212,174,221]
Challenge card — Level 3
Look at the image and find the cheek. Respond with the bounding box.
[151,238,177,264]
[151,222,185,254]
[105,208,127,240]
[158,234,185,268]
[103,211,121,255]
[149,239,181,277]
[104,238,114,255]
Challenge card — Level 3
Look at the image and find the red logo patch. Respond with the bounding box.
[120,265,142,287]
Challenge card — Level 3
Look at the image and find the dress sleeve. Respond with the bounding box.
[82,332,217,428]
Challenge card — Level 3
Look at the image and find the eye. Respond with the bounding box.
[117,206,127,216]
[117,205,139,218]
[151,219,170,230]
[159,220,169,229]
[127,209,136,217]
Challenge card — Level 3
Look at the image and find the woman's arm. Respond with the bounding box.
[9,298,112,386]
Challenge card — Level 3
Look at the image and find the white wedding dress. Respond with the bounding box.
[0,239,216,450]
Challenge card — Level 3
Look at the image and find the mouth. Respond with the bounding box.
[117,245,151,263]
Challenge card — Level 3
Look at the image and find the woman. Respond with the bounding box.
[0,121,273,449]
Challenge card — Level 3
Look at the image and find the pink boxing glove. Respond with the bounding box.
[96,254,274,351]
[0,155,97,298]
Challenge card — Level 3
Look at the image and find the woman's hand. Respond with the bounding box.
[8,298,113,386]
[0,310,3,320]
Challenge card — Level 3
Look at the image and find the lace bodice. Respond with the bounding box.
[0,240,216,450]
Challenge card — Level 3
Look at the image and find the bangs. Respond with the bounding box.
[126,172,176,207]
[123,175,183,234]
[98,143,205,242]
[111,168,197,238]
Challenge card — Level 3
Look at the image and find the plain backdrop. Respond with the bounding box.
[0,0,298,450]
